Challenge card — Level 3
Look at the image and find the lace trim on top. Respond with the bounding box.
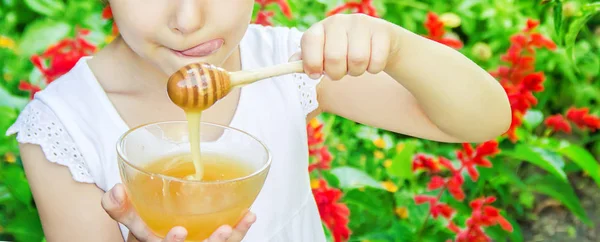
[289,33,320,117]
[293,73,319,116]
[6,100,94,183]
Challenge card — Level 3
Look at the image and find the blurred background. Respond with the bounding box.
[1,0,599,241]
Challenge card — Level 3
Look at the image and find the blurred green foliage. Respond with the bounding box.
[0,0,598,241]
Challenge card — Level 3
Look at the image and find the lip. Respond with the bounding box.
[173,39,224,57]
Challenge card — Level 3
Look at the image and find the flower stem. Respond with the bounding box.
[415,186,446,240]
[415,162,467,240]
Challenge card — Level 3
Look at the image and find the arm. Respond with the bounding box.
[302,14,511,143]
[19,143,125,242]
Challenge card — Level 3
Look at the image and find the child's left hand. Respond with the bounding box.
[298,13,400,81]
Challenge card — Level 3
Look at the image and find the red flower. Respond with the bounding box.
[446,174,465,201]
[467,196,513,232]
[525,19,539,32]
[327,0,378,17]
[31,29,96,84]
[414,195,437,205]
[427,176,445,191]
[101,6,119,35]
[449,197,512,242]
[412,154,441,173]
[101,6,112,19]
[254,11,274,26]
[253,0,293,26]
[413,195,455,219]
[456,141,498,181]
[438,156,457,172]
[312,179,351,242]
[423,12,463,49]
[545,114,572,134]
[490,19,556,142]
[308,146,333,172]
[583,116,600,132]
[455,226,491,242]
[447,221,461,234]
[18,80,42,99]
[521,72,545,92]
[566,107,600,132]
[530,33,557,50]
[566,107,589,126]
[307,121,324,150]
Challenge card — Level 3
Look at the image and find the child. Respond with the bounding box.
[7,1,511,241]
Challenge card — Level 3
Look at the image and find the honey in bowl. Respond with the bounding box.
[125,152,264,240]
[117,121,271,242]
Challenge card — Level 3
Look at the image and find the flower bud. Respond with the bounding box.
[440,13,461,28]
[471,42,493,61]
[562,1,578,17]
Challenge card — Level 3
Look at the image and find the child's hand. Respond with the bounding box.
[299,13,399,81]
[101,184,256,242]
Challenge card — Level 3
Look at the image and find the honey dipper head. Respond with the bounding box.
[167,62,232,111]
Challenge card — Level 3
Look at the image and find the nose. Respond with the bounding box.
[169,0,205,35]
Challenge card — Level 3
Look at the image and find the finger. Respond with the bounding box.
[162,226,188,242]
[347,18,371,77]
[227,212,256,242]
[288,51,301,62]
[323,19,348,81]
[102,184,158,242]
[301,23,325,79]
[203,225,233,242]
[367,30,390,74]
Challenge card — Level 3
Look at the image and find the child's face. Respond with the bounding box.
[109,0,254,75]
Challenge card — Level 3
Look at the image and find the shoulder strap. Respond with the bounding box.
[241,24,322,117]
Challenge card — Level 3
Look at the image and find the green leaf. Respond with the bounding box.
[0,165,33,206]
[0,86,29,110]
[0,185,13,204]
[557,143,600,188]
[18,19,71,56]
[487,158,527,189]
[565,2,600,67]
[526,175,592,226]
[4,209,44,242]
[330,166,385,190]
[519,192,535,209]
[0,106,19,130]
[501,144,567,182]
[553,0,563,44]
[523,109,544,130]
[388,140,417,180]
[23,0,65,17]
[355,222,417,241]
[343,188,396,236]
[320,170,340,188]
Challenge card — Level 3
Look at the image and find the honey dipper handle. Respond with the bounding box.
[229,60,304,87]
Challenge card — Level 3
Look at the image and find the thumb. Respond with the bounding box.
[288,51,302,62]
[101,183,131,222]
[102,184,161,242]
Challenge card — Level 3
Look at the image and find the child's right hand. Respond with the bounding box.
[101,184,256,242]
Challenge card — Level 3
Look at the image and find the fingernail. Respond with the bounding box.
[110,187,123,206]
[174,234,185,242]
[245,213,256,230]
[288,54,301,62]
[219,230,231,240]
[309,73,321,79]
[245,212,257,223]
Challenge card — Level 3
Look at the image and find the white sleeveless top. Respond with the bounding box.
[6,24,326,242]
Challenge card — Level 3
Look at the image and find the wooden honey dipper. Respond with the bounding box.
[167,60,304,111]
